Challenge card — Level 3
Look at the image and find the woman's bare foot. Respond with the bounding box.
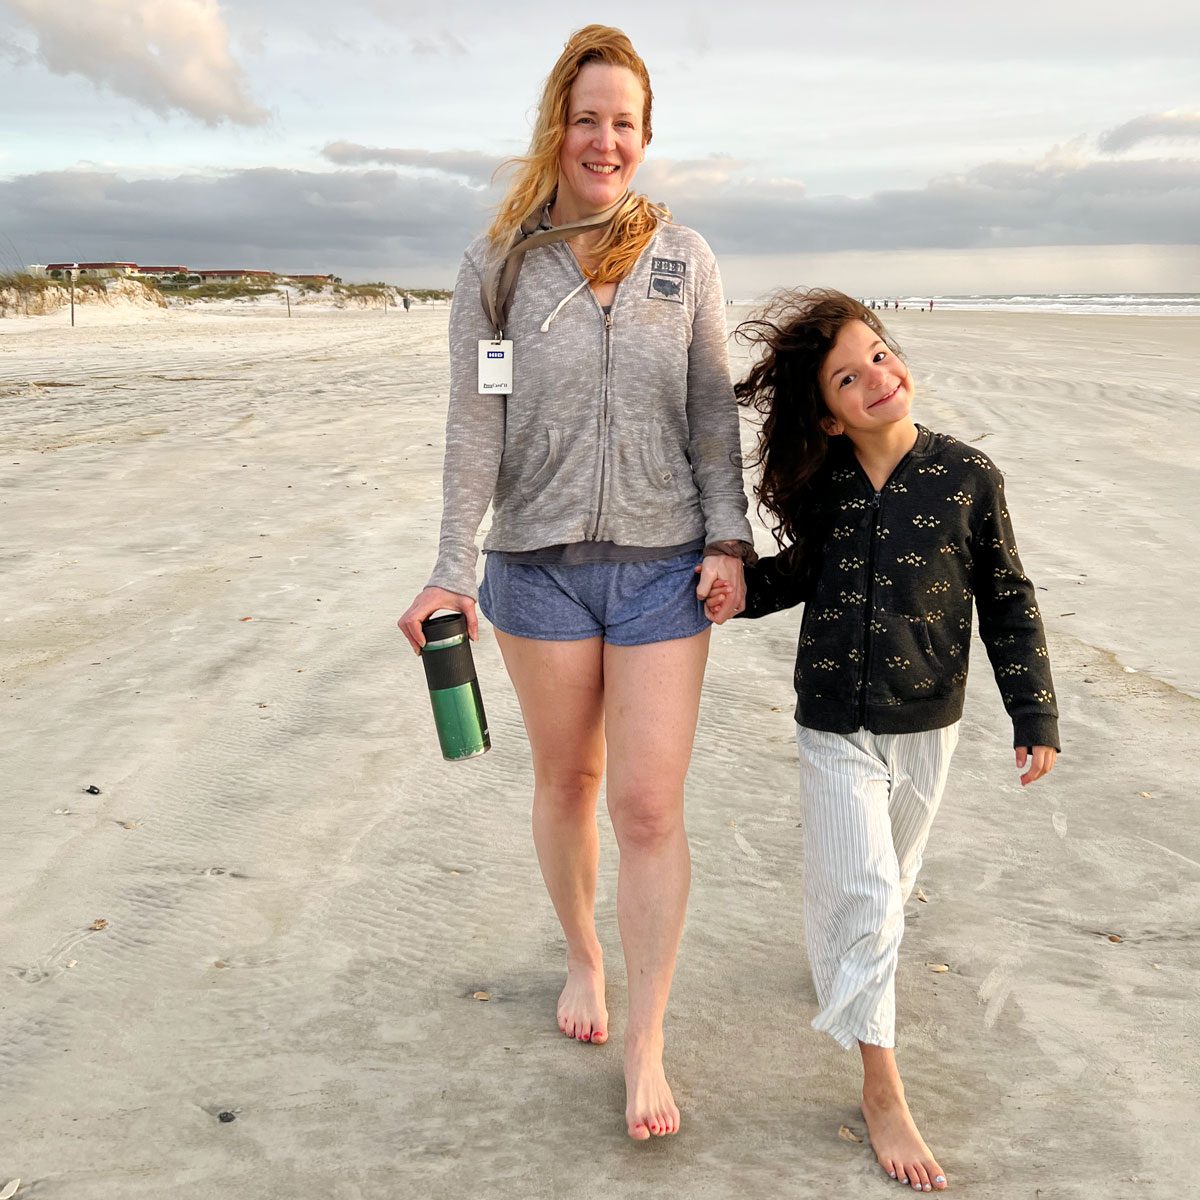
[861,1083,947,1191]
[624,1034,680,1139]
[556,958,608,1044]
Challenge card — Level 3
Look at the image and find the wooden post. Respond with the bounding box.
[285,288,291,318]
[70,263,77,327]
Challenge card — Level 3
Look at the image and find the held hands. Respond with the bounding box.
[1016,745,1056,787]
[694,555,745,625]
[397,586,478,654]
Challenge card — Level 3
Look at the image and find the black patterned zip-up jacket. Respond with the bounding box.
[738,426,1060,750]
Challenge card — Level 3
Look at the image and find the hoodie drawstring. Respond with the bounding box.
[540,278,591,332]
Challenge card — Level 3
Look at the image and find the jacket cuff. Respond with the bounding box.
[702,539,759,565]
[424,560,480,602]
[1012,714,1061,753]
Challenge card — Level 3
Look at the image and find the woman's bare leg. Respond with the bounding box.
[603,629,710,1139]
[494,631,609,1043]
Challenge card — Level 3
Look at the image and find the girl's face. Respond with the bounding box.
[555,62,646,218]
[818,319,914,436]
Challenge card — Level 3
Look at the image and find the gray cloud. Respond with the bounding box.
[321,142,500,186]
[2,135,1196,286]
[667,152,1200,255]
[2,0,268,126]
[2,167,492,276]
[1099,111,1200,153]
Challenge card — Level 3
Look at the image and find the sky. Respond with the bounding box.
[1,0,1198,296]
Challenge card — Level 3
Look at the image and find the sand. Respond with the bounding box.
[1,302,1197,1199]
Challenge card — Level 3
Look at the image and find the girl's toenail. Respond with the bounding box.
[935,1177,945,1185]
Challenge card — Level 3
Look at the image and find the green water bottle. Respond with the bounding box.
[420,612,491,761]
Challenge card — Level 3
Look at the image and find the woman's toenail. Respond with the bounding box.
[935,1177,945,1185]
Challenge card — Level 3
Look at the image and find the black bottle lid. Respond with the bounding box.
[421,611,467,641]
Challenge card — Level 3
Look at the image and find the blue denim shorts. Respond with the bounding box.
[479,551,710,646]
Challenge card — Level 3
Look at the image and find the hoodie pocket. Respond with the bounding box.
[518,427,564,501]
[608,422,695,516]
[879,611,945,685]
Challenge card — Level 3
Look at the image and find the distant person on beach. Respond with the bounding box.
[402,293,412,312]
[397,24,752,1141]
[705,289,1059,1191]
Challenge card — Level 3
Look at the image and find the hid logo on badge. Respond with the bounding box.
[478,339,514,394]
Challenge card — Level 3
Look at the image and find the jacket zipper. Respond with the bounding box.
[859,489,882,726]
[589,307,615,540]
[852,429,924,727]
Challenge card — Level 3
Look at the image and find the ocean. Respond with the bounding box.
[894,293,1200,316]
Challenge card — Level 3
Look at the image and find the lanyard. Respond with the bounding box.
[479,191,638,339]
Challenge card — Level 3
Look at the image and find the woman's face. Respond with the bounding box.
[556,62,646,218]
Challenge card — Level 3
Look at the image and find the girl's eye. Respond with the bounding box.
[873,351,887,363]
[839,374,855,388]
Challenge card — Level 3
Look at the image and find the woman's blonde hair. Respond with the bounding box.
[488,24,669,285]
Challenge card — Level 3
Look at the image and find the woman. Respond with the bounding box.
[398,25,753,1140]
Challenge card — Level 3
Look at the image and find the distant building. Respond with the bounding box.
[45,262,137,278]
[196,269,275,283]
[133,265,190,279]
[280,273,336,284]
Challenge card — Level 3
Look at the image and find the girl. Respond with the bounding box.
[706,289,1058,1190]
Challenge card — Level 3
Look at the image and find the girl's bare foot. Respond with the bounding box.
[624,1034,680,1139]
[861,1084,947,1191]
[556,958,608,1044]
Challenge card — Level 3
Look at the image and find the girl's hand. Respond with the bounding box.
[702,578,735,620]
[694,558,743,624]
[1016,745,1056,786]
[397,586,478,654]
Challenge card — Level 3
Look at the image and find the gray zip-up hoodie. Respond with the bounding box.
[425,221,753,599]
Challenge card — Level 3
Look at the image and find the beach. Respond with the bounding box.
[2,302,1197,1198]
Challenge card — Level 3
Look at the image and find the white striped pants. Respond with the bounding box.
[795,722,960,1050]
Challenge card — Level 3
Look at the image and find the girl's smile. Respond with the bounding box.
[868,382,903,410]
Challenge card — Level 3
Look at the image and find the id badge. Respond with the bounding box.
[478,339,513,395]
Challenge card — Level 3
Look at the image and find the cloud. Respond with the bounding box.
[1099,111,1200,154]
[408,30,467,57]
[3,127,1196,286]
[3,0,267,126]
[1,166,492,275]
[321,142,499,186]
[664,152,1200,256]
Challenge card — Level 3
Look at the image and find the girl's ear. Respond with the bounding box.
[820,414,843,437]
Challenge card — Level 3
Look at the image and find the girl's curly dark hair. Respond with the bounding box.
[735,288,901,564]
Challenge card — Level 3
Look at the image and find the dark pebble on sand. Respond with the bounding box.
[84,785,101,795]
[218,1111,236,1123]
